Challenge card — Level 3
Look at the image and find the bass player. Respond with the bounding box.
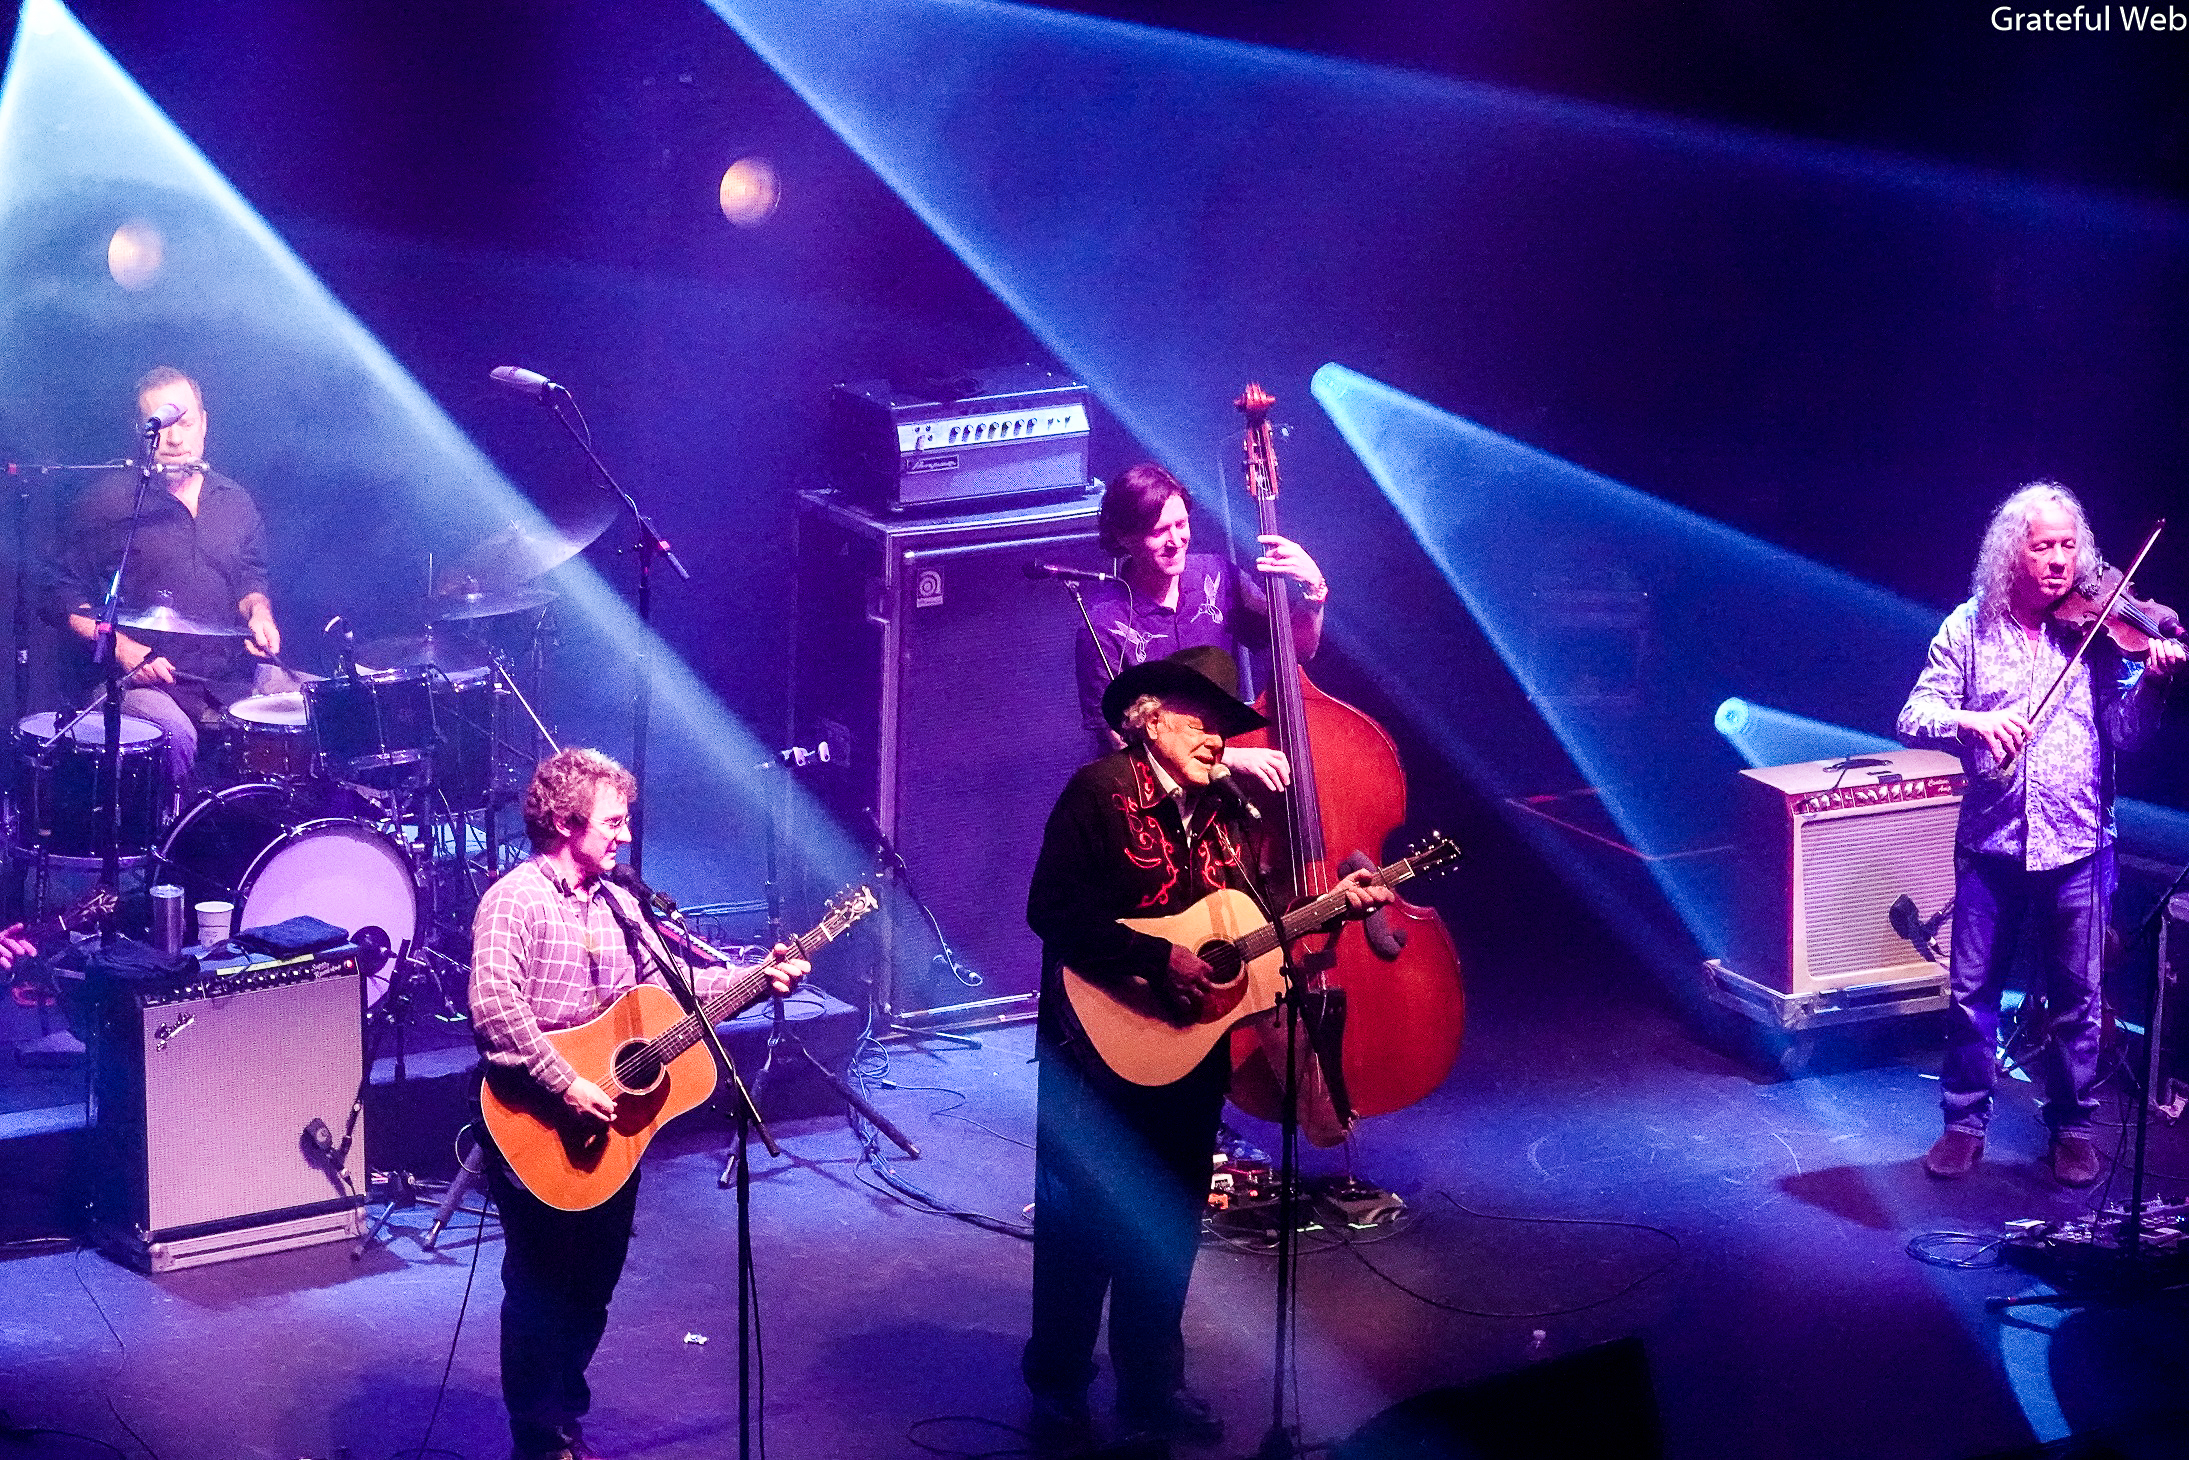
[1022,646,1388,1452]
[469,747,808,1460]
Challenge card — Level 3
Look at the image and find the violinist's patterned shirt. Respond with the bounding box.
[1897,600,2162,870]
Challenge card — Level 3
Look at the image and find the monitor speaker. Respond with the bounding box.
[793,491,1109,1021]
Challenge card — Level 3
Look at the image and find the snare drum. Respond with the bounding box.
[11,711,167,859]
[306,668,436,777]
[153,781,418,1003]
[221,691,316,781]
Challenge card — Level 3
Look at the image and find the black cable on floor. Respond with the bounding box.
[1905,1231,2006,1269]
[1337,1191,1680,1320]
[0,1408,132,1458]
[69,1247,158,1460]
[388,1176,492,1460]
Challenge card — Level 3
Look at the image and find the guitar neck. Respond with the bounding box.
[641,903,865,1067]
[1233,856,1419,964]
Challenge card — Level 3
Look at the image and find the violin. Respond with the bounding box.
[2050,562,2183,658]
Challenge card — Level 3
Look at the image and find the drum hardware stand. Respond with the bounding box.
[719,757,919,1191]
[502,377,686,874]
[1988,860,2189,1313]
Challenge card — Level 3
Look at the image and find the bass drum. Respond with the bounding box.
[152,782,418,1005]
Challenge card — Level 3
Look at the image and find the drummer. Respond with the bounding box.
[42,367,298,786]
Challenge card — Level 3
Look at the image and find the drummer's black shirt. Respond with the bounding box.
[42,469,271,695]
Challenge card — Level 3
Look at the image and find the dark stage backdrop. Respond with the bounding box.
[0,1,2181,918]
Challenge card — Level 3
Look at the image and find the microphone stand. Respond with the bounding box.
[91,438,166,932]
[1221,820,1315,1460]
[865,812,982,1050]
[608,886,774,1460]
[720,759,919,1192]
[523,387,688,876]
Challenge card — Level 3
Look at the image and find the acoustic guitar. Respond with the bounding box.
[481,885,878,1211]
[1061,835,1460,1087]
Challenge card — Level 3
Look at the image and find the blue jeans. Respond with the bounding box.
[1942,845,2110,1136]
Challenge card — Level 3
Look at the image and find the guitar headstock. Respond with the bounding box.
[818,885,880,942]
[1402,833,1462,879]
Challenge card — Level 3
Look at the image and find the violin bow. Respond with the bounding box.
[2005,516,2165,768]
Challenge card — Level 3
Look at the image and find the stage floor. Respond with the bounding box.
[3,916,2187,1460]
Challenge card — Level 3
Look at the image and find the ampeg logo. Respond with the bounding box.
[915,568,946,608]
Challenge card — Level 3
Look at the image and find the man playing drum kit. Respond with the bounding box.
[42,366,298,789]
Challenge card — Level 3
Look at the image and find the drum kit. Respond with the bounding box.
[7,575,561,1008]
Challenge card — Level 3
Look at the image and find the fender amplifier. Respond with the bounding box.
[1719,750,1965,1009]
[90,944,367,1270]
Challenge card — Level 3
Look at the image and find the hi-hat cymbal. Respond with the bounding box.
[356,628,492,674]
[425,584,557,622]
[117,603,248,637]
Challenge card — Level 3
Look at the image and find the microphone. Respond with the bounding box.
[303,1118,339,1168]
[323,614,360,676]
[770,741,831,769]
[1205,762,1262,822]
[1888,894,1947,962]
[1024,561,1118,585]
[607,862,678,918]
[490,365,566,402]
[143,401,186,432]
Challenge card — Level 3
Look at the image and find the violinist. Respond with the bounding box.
[1898,482,2181,1187]
[1073,465,1327,785]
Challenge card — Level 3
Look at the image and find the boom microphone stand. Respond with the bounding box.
[719,748,919,1191]
[496,368,687,875]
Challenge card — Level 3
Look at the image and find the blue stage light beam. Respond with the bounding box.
[0,0,870,899]
[1713,698,1902,769]
[1313,362,1951,959]
[708,0,2186,977]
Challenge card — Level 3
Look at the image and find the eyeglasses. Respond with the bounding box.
[588,813,631,834]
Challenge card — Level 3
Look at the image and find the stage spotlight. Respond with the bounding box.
[1711,696,1900,769]
[0,0,875,902]
[106,217,162,289]
[718,155,780,226]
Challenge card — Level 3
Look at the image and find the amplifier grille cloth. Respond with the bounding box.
[1798,803,1959,981]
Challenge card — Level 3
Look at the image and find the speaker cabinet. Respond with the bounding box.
[91,949,366,1270]
[1709,749,1963,1030]
[793,490,1109,1021]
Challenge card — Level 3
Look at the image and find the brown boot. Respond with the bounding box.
[1922,1129,1983,1178]
[2050,1132,2101,1187]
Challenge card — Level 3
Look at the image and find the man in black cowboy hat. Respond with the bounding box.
[1021,645,1389,1452]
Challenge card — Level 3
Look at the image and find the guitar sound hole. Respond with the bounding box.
[613,1041,663,1096]
[1201,942,1243,986]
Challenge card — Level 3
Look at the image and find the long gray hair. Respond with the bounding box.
[1971,481,2097,624]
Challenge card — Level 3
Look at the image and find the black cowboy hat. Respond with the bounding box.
[1100,645,1268,739]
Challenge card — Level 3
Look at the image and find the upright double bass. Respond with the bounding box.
[1227,383,1466,1124]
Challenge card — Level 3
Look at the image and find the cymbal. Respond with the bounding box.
[117,603,247,637]
[446,517,604,588]
[425,584,557,622]
[356,628,491,674]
